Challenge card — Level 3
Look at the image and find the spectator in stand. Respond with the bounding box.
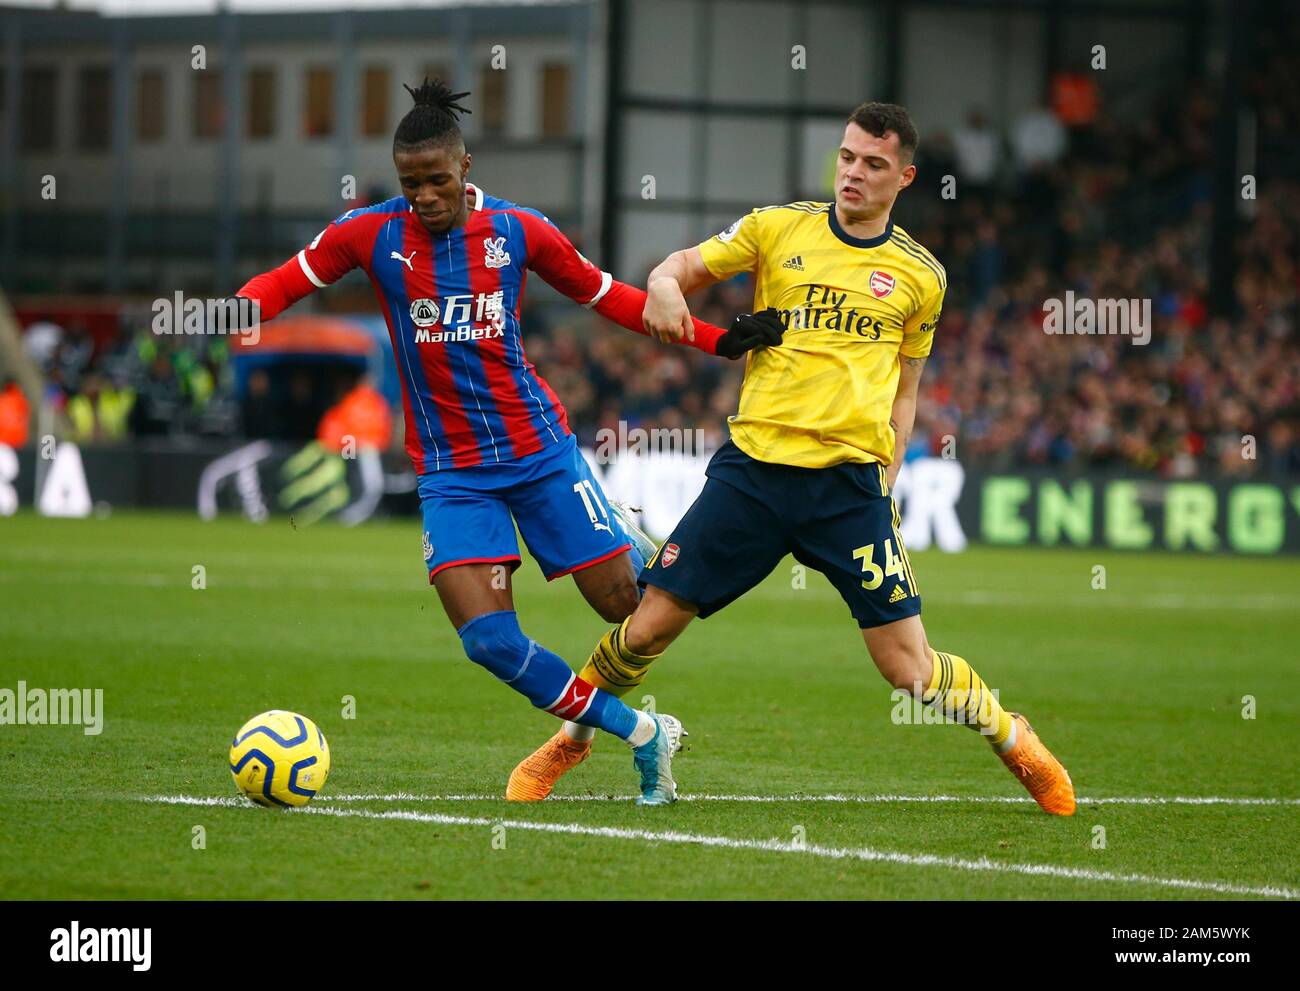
[316,379,394,454]
[1051,69,1099,127]
[129,350,184,437]
[1011,103,1067,172]
[56,324,96,395]
[0,379,30,449]
[66,373,135,444]
[22,315,63,371]
[951,106,1003,198]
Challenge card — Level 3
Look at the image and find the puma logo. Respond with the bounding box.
[390,249,416,271]
[553,690,588,717]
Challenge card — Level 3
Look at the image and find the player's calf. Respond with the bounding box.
[533,613,665,743]
[915,647,1075,814]
[562,592,693,744]
[867,622,1016,752]
[457,610,674,804]
[458,610,648,739]
[867,639,936,696]
[864,622,1076,815]
[572,554,642,623]
[624,585,698,656]
[571,502,658,623]
[507,609,690,800]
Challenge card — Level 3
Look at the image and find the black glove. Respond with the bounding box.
[715,307,785,360]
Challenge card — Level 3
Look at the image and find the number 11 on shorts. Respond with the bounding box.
[573,480,612,533]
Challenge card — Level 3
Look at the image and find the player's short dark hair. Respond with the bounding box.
[846,102,918,164]
[393,77,472,156]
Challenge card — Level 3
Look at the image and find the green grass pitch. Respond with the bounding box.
[1,509,1297,900]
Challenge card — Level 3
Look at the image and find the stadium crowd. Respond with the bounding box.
[550,32,1300,480]
[17,25,1300,479]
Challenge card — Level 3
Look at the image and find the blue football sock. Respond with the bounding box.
[457,610,638,740]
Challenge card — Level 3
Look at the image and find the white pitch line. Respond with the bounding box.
[141,792,1300,807]
[288,803,1297,900]
[137,794,1300,899]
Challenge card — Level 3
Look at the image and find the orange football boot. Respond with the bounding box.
[505,730,592,801]
[998,713,1076,815]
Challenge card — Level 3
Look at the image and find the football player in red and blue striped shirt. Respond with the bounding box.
[234,79,782,804]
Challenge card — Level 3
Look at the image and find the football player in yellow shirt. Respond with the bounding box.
[508,102,1075,814]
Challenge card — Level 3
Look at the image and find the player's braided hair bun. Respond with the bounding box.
[394,77,471,152]
[403,77,472,117]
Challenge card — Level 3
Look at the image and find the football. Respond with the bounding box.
[228,710,331,808]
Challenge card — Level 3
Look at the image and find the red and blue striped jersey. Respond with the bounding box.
[238,184,723,473]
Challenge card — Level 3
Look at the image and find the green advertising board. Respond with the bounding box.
[973,475,1300,554]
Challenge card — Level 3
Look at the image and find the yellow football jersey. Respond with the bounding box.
[698,202,945,468]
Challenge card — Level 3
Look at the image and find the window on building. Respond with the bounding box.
[21,67,58,152]
[540,62,571,137]
[77,66,112,151]
[479,62,506,136]
[305,66,334,137]
[193,70,224,139]
[360,65,388,137]
[247,66,276,139]
[137,68,165,141]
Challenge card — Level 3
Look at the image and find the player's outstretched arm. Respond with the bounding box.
[588,278,727,356]
[594,283,782,360]
[644,246,718,344]
[234,211,368,320]
[519,209,736,356]
[233,254,319,322]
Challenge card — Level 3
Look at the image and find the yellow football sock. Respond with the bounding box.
[579,618,663,698]
[922,649,1015,751]
[562,620,663,743]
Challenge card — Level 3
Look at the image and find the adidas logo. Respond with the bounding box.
[782,256,804,271]
[888,584,907,604]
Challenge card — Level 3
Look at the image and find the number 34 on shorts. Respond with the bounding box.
[853,537,916,600]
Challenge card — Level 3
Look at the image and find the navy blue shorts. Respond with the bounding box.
[641,440,921,629]
[418,434,631,582]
